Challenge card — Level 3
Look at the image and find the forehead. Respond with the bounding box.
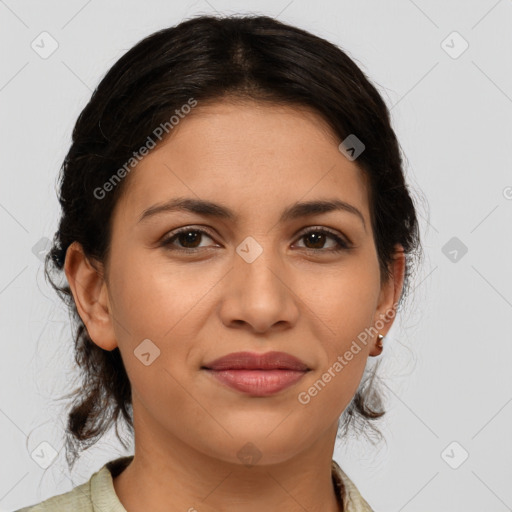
[113,100,369,225]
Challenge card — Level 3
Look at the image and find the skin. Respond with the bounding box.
[65,100,405,512]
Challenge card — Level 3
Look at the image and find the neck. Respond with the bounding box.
[113,402,343,512]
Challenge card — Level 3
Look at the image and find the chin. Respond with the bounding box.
[196,425,317,467]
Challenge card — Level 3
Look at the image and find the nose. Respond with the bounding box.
[218,244,300,335]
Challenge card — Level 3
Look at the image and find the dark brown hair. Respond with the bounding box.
[44,13,421,468]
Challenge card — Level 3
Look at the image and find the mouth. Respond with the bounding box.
[201,351,310,397]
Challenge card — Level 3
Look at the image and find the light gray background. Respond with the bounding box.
[1,1,511,511]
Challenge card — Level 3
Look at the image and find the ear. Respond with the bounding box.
[369,244,406,357]
[64,241,118,351]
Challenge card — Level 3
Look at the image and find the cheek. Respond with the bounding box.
[295,298,377,423]
[315,253,381,343]
[292,258,381,417]
[107,252,213,403]
[109,249,212,342]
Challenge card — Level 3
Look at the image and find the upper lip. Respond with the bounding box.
[202,351,310,371]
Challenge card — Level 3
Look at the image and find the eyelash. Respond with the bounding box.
[159,226,351,254]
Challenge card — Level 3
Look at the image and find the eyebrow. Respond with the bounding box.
[138,197,366,231]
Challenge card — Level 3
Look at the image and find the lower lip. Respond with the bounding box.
[204,369,308,396]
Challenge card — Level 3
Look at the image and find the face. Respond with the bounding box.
[68,100,403,466]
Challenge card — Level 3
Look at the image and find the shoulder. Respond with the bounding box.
[14,479,93,512]
[331,460,375,512]
[14,456,133,512]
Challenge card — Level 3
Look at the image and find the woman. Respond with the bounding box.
[18,14,420,512]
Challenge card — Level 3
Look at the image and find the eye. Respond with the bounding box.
[160,227,217,251]
[159,226,351,253]
[293,227,351,253]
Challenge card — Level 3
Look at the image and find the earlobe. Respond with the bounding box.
[369,245,406,356]
[368,333,384,357]
[64,241,118,351]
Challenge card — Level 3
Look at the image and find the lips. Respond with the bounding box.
[202,351,309,371]
[202,351,310,396]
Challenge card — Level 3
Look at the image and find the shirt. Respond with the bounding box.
[15,456,374,512]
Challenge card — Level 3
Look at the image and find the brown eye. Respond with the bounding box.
[160,228,217,251]
[159,226,351,254]
[295,228,350,253]
[175,230,203,249]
